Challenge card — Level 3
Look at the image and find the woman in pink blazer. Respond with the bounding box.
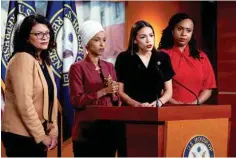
[1,14,58,157]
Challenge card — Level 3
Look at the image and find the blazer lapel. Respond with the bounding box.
[35,61,49,121]
[46,64,58,119]
[100,60,109,78]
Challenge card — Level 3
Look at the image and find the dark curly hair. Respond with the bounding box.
[11,14,56,65]
[127,20,158,55]
[158,13,201,60]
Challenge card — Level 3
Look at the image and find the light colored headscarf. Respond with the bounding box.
[79,20,105,47]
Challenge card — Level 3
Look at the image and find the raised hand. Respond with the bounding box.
[104,74,113,86]
[106,81,119,94]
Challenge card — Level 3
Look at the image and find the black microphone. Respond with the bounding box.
[172,78,200,105]
[155,61,164,107]
[156,61,164,82]
[155,61,200,106]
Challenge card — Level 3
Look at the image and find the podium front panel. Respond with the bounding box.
[164,118,229,157]
[125,123,158,157]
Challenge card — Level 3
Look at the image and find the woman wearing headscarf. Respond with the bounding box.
[69,20,120,157]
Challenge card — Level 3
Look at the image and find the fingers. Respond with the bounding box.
[48,137,58,150]
[141,102,158,107]
[105,74,119,94]
[48,141,57,150]
[105,74,113,86]
[106,79,113,86]
[106,80,119,94]
[111,81,119,93]
[107,74,112,80]
[42,136,52,151]
[149,102,156,107]
[141,102,151,107]
[48,140,57,150]
[107,75,112,82]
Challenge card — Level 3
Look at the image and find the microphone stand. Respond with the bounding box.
[172,78,200,105]
[156,62,165,107]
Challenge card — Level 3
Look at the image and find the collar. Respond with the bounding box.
[85,55,109,76]
[85,55,96,70]
[85,55,106,68]
[172,45,190,56]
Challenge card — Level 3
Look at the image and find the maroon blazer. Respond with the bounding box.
[69,56,119,141]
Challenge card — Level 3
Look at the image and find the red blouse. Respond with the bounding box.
[161,46,216,103]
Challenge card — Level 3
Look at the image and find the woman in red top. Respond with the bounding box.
[158,13,216,104]
[69,20,120,157]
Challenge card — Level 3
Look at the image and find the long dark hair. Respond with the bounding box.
[127,20,157,55]
[11,14,56,65]
[158,13,200,59]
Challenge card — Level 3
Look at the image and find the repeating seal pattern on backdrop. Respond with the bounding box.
[2,1,36,68]
[49,4,83,86]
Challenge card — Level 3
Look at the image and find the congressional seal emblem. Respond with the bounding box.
[183,135,214,158]
[2,1,36,69]
[49,3,83,86]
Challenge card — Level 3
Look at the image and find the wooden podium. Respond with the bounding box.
[76,104,231,157]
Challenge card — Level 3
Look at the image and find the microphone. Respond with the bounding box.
[155,61,164,107]
[156,61,164,82]
[155,61,200,106]
[172,78,200,105]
